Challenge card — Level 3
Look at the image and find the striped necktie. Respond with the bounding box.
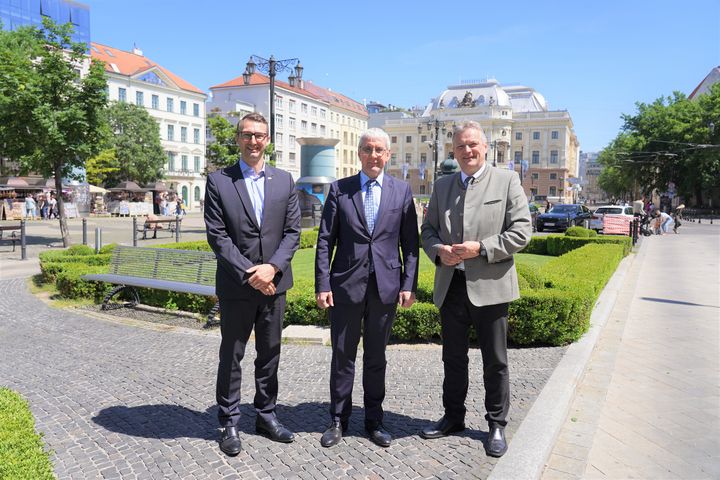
[364,179,377,233]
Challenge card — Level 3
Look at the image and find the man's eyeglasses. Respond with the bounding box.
[360,146,388,155]
[240,132,268,141]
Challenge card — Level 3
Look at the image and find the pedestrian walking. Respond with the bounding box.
[24,195,36,220]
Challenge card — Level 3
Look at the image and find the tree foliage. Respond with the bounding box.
[598,85,720,205]
[0,18,108,246]
[85,148,119,186]
[102,102,165,186]
[205,114,240,172]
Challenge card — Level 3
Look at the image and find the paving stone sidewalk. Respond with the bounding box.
[0,277,565,479]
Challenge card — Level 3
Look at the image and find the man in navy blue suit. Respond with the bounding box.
[315,128,419,448]
[204,113,301,456]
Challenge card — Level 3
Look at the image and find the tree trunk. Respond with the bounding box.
[54,173,71,247]
[694,183,704,207]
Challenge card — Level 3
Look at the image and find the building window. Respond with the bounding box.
[391,136,397,144]
[180,127,187,143]
[167,125,174,141]
[194,156,200,172]
[193,128,200,144]
[151,94,159,109]
[531,173,539,180]
[167,98,174,112]
[275,96,283,109]
[551,130,559,140]
[550,173,557,180]
[288,117,296,130]
[276,114,283,129]
[118,87,126,102]
[289,135,296,150]
[276,151,283,162]
[390,154,397,165]
[320,125,326,136]
[289,152,296,163]
[289,100,296,113]
[135,91,144,106]
[406,136,412,143]
[420,185,426,194]
[180,100,187,115]
[405,153,412,163]
[532,151,539,164]
[532,131,540,140]
[515,131,522,141]
[194,185,201,201]
[420,153,427,163]
[343,132,348,144]
[502,110,507,116]
[549,186,557,196]
[421,135,427,142]
[311,123,317,134]
[320,109,326,119]
[301,120,307,133]
[181,155,188,172]
[276,132,283,145]
[167,152,175,171]
[193,103,200,117]
[550,150,558,163]
[311,106,317,116]
[530,188,538,196]
[514,151,522,161]
[301,103,308,114]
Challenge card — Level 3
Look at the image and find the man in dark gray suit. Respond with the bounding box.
[420,121,531,457]
[315,128,419,448]
[204,113,301,456]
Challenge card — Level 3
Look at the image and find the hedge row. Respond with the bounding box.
[40,241,626,346]
[522,234,632,257]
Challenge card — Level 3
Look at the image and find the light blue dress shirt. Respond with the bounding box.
[239,160,265,226]
[359,171,383,226]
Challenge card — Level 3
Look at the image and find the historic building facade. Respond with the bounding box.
[375,79,580,202]
[208,72,367,180]
[91,43,207,211]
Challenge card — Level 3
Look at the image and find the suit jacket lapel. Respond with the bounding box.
[350,174,370,234]
[229,162,260,230]
[261,166,277,232]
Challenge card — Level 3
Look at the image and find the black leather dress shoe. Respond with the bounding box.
[256,417,295,443]
[320,419,348,448]
[219,426,242,456]
[420,416,466,439]
[485,426,507,457]
[365,421,392,447]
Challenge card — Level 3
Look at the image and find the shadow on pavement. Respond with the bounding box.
[640,296,719,309]
[92,402,490,442]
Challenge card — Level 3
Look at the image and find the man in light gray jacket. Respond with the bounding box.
[420,121,531,458]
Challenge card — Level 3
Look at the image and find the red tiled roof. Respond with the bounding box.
[90,42,204,95]
[211,73,367,117]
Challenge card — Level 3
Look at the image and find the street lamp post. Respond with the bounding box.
[418,117,451,189]
[243,55,303,162]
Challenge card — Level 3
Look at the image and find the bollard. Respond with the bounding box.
[82,218,87,245]
[95,227,102,254]
[175,217,180,243]
[20,219,27,261]
[132,217,138,247]
[583,219,589,229]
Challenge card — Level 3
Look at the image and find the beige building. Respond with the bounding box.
[91,43,208,211]
[377,79,580,202]
[208,72,367,180]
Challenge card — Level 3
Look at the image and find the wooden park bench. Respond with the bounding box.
[81,245,219,326]
[0,225,21,252]
[137,217,182,240]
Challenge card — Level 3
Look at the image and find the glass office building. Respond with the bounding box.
[0,0,90,47]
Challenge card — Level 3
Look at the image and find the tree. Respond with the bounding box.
[205,114,240,172]
[598,86,720,206]
[103,102,165,186]
[0,18,108,246]
[85,148,119,186]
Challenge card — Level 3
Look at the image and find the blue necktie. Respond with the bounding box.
[364,179,377,234]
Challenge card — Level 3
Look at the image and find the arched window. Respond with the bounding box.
[194,186,201,202]
[181,186,188,205]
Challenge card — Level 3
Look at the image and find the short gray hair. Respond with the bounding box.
[358,128,391,150]
[452,121,487,143]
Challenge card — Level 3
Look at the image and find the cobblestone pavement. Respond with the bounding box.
[0,278,565,479]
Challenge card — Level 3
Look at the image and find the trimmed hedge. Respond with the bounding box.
[300,230,318,249]
[40,240,627,346]
[521,236,548,255]
[565,226,597,238]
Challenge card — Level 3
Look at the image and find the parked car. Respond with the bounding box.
[535,204,592,232]
[528,203,539,231]
[589,205,635,232]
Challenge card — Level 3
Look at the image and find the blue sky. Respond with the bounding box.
[83,0,719,152]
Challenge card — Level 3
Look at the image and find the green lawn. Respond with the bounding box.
[292,248,552,277]
[0,387,54,480]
